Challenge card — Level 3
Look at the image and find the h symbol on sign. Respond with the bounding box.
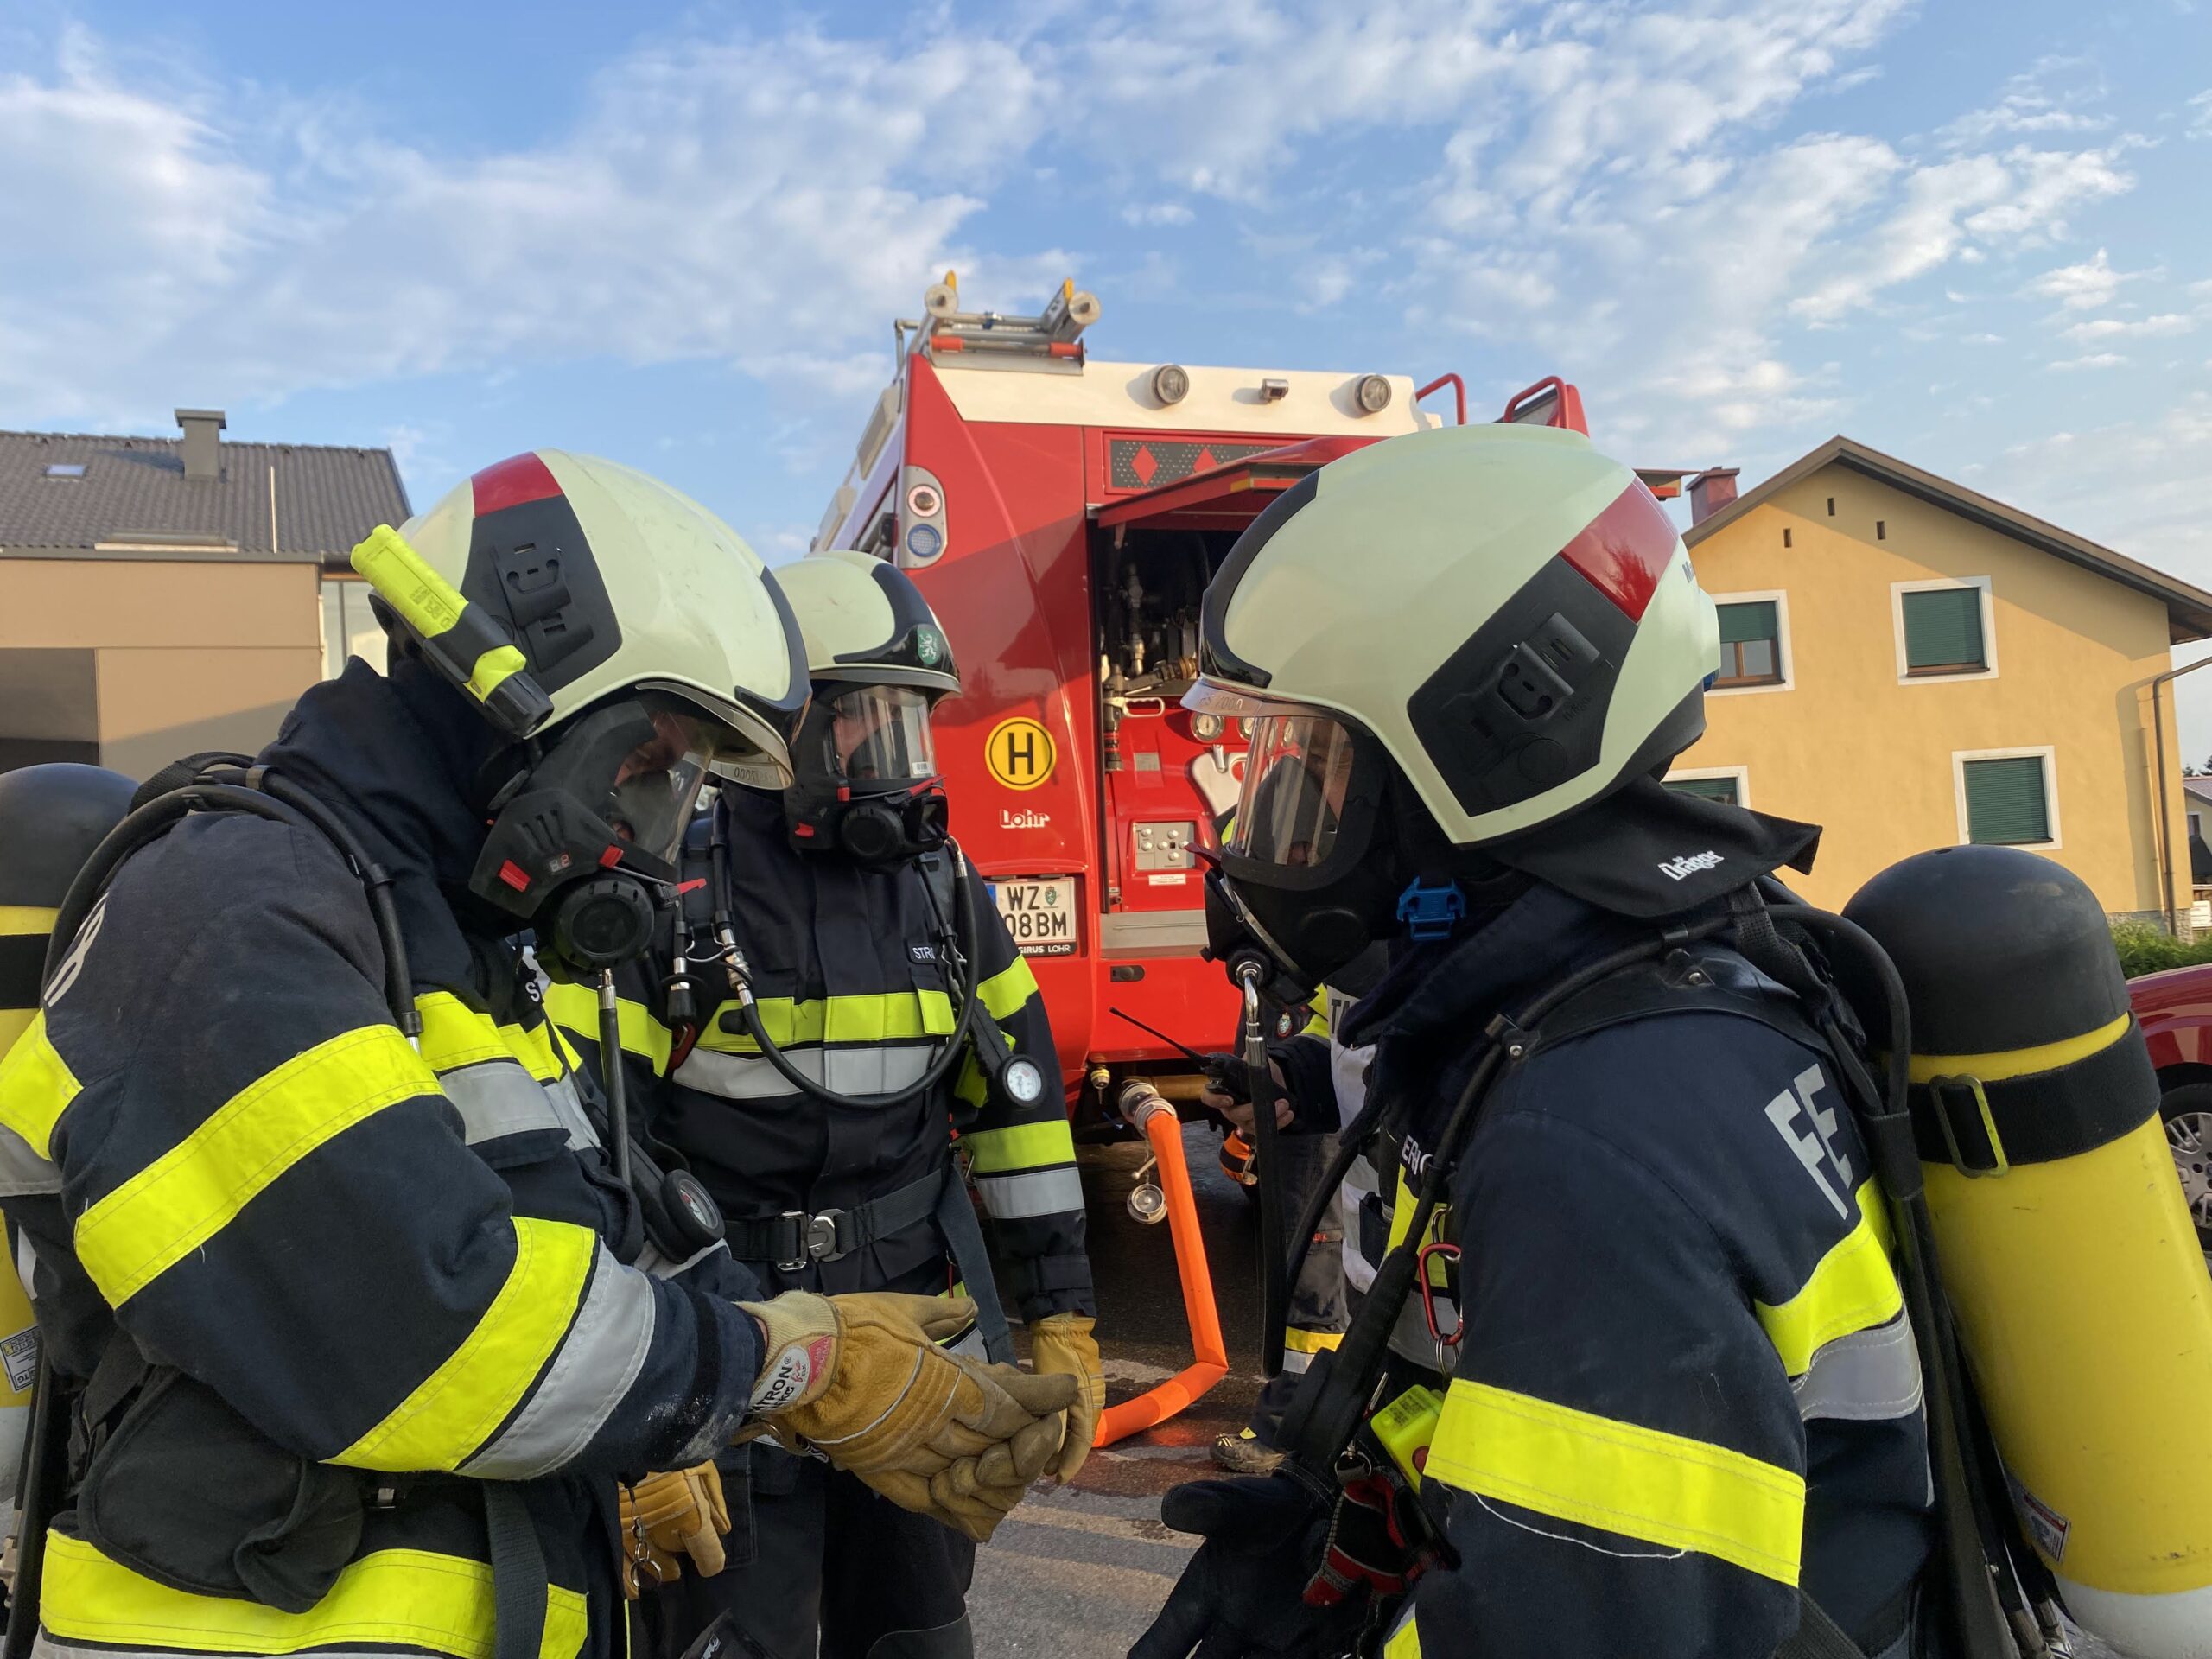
[1005,731,1036,775]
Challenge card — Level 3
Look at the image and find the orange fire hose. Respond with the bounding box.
[1096,1084,1228,1445]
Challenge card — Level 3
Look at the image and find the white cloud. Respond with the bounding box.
[1121,201,1196,226]
[2049,352,2128,370]
[2189,89,2212,138]
[1937,58,2113,145]
[2024,247,2135,310]
[2063,313,2196,341]
[0,24,1054,429]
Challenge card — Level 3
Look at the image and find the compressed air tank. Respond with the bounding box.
[0,764,137,1503]
[1847,845,2212,1658]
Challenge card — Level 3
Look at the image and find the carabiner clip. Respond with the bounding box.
[1416,1240,1462,1348]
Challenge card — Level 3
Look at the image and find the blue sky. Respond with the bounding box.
[6,1,2212,738]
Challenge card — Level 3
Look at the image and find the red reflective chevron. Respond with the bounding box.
[1556,480,1680,620]
[470,452,563,516]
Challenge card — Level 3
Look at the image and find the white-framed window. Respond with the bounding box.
[1709,590,1792,695]
[321,576,388,679]
[1662,765,1751,808]
[1953,746,2058,849]
[1893,577,1997,683]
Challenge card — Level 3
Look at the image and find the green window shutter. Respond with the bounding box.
[1665,776,1739,804]
[1718,601,1778,646]
[1903,588,1986,671]
[1963,757,2050,843]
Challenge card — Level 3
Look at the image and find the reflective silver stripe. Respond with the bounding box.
[436,1059,566,1147]
[1281,1346,1314,1375]
[633,1236,729,1281]
[1792,1313,1923,1424]
[461,1243,656,1478]
[540,1071,598,1149]
[674,1042,937,1102]
[0,1122,59,1198]
[1341,1151,1382,1293]
[942,1322,988,1362]
[1386,1285,1455,1371]
[974,1165,1084,1220]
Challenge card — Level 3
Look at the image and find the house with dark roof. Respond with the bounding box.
[1662,435,2212,926]
[0,410,408,778]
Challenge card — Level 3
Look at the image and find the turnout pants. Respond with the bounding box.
[639,1448,978,1659]
[1248,1129,1348,1445]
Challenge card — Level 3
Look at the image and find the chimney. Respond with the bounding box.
[175,408,226,481]
[1688,467,1739,525]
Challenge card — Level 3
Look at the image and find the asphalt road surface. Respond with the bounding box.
[976,1122,1260,1656]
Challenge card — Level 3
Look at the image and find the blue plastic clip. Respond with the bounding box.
[1395,878,1466,942]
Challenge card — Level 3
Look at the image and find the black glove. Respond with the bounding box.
[1130,1475,1369,1659]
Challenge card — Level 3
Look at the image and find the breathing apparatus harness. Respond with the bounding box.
[651,812,1034,1361]
[1256,884,2048,1659]
[3,754,726,1659]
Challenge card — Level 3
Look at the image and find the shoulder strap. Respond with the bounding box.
[1774,1589,1869,1659]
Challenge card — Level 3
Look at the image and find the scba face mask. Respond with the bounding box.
[784,683,950,868]
[471,695,734,978]
[1205,712,1404,995]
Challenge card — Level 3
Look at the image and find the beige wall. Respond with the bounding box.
[0,557,323,781]
[1675,466,2184,917]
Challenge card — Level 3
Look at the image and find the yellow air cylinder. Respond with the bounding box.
[1847,845,2212,1658]
[0,763,138,1503]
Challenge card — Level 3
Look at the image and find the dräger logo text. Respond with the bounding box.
[1658,850,1725,881]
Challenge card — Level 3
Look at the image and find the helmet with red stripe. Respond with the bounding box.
[1184,423,1719,989]
[351,451,810,970]
[362,449,807,777]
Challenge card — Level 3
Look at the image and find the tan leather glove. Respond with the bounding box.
[617,1462,729,1597]
[1027,1313,1106,1483]
[741,1290,1078,1541]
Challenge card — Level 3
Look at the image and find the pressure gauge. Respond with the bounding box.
[1190,711,1224,742]
[1000,1056,1048,1108]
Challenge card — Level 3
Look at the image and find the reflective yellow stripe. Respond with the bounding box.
[39,1531,588,1659]
[1284,1326,1344,1356]
[976,957,1040,1022]
[1756,1180,1904,1377]
[0,1009,79,1157]
[1300,1007,1329,1039]
[467,643,530,702]
[963,1118,1076,1174]
[335,1216,596,1471]
[700,990,958,1052]
[1905,1010,2132,1085]
[541,982,671,1077]
[1385,1612,1422,1659]
[1383,1168,1450,1257]
[74,1026,435,1307]
[422,991,584,1084]
[1427,1377,1804,1585]
[417,992,513,1071]
[0,905,57,937]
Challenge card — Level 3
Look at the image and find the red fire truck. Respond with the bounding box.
[813,276,1671,1112]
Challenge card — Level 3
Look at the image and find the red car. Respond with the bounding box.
[2126,963,2212,1263]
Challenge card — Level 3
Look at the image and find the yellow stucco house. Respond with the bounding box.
[1669,437,2212,923]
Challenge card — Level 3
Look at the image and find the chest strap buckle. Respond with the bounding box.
[777,1209,851,1272]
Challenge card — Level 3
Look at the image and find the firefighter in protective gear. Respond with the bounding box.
[0,454,1076,1659]
[1203,965,1376,1476]
[551,550,1100,1659]
[1135,424,1935,1658]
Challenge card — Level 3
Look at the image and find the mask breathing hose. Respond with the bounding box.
[1238,962,1291,1381]
[710,834,985,1109]
[596,969,632,1190]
